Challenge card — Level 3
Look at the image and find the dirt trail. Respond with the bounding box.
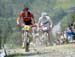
[3,44,75,57]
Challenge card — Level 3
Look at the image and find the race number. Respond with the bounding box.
[24,25,30,30]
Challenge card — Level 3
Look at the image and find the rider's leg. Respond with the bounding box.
[30,27,36,47]
[30,27,33,41]
[47,30,51,45]
[22,30,25,48]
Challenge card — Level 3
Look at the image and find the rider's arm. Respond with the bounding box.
[47,16,53,28]
[17,16,21,25]
[17,13,22,25]
[38,17,41,27]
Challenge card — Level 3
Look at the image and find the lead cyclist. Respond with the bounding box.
[38,12,53,46]
[16,6,36,49]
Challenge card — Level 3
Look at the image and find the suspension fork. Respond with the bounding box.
[24,31,30,52]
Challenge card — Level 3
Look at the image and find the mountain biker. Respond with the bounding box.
[16,6,36,48]
[38,12,53,46]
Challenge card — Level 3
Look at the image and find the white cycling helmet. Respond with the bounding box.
[41,12,47,17]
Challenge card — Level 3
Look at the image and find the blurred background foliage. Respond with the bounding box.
[0,0,75,48]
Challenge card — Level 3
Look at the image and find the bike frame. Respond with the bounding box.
[39,27,49,47]
[23,25,31,52]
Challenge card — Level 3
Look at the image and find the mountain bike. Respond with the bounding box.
[23,25,31,52]
[39,27,49,47]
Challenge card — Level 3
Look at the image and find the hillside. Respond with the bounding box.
[0,0,75,48]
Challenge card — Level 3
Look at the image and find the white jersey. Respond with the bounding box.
[38,16,52,28]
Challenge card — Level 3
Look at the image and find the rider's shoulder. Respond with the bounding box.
[28,11,34,16]
[28,10,33,14]
[19,11,23,17]
[46,16,50,19]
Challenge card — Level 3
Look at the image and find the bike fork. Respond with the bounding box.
[25,32,30,52]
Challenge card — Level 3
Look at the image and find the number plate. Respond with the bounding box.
[42,27,48,30]
[23,25,30,30]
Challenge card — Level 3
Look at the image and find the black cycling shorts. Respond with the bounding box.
[24,22,32,25]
